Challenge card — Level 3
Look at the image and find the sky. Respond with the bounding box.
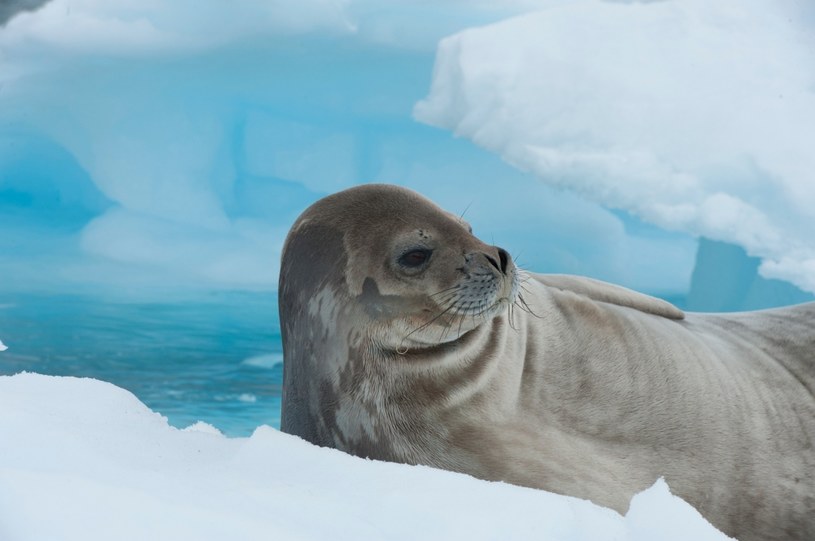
[0,0,812,306]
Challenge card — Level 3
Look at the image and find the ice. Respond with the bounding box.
[686,239,813,312]
[416,0,815,294]
[0,0,699,300]
[241,353,283,369]
[0,372,733,541]
[4,0,807,308]
[0,339,7,351]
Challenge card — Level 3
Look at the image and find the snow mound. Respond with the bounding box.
[182,421,224,436]
[416,0,815,293]
[0,373,731,540]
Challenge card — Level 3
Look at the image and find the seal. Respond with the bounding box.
[279,184,814,541]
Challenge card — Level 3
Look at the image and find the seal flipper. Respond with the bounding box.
[531,273,685,320]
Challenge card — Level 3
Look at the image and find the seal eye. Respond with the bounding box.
[399,248,432,268]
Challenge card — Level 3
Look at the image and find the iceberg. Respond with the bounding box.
[416,0,815,294]
[687,238,814,312]
[0,0,697,299]
[0,372,733,541]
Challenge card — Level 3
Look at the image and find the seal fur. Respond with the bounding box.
[279,184,814,541]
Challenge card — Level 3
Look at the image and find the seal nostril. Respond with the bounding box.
[485,254,500,272]
[498,248,509,274]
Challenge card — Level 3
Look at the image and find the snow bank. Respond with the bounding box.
[0,373,731,541]
[416,0,815,293]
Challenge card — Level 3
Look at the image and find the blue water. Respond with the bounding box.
[0,291,282,436]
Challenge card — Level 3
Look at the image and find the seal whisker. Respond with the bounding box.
[507,303,519,331]
[436,320,452,343]
[455,317,465,339]
[435,303,458,343]
[516,272,533,284]
[433,291,463,306]
[517,293,542,319]
[398,298,459,353]
[513,300,532,317]
[458,201,473,221]
[519,283,536,295]
[464,298,500,321]
[430,285,461,298]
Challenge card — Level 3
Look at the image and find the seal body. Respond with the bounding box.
[279,184,815,541]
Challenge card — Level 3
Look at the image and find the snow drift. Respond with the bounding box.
[0,373,731,541]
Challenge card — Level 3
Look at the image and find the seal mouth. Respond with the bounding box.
[392,325,482,358]
[450,265,520,316]
[392,254,521,353]
[431,266,520,327]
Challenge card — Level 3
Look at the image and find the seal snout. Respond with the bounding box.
[485,247,511,275]
[449,246,518,318]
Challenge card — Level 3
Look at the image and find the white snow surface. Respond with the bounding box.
[416,0,815,293]
[0,373,732,541]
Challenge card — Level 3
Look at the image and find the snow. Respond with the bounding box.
[0,372,732,541]
[415,0,815,294]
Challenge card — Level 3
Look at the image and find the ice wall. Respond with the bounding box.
[686,239,814,312]
[416,0,815,296]
[0,0,698,299]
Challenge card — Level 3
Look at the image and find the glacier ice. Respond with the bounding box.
[686,239,813,312]
[0,0,700,299]
[3,0,810,309]
[416,0,815,295]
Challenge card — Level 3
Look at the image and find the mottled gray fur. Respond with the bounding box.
[280,184,814,541]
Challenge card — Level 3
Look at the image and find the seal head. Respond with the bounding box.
[279,184,517,450]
